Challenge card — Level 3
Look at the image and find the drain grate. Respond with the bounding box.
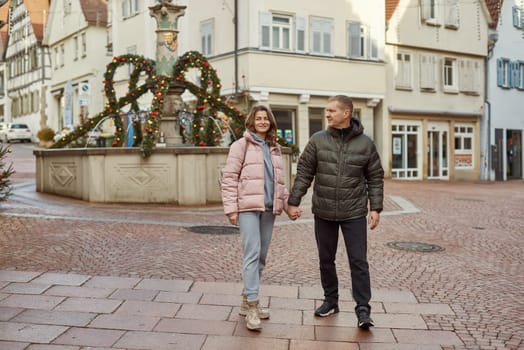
[386,241,444,252]
[188,225,239,235]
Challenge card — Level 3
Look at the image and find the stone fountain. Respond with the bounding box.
[33,1,292,204]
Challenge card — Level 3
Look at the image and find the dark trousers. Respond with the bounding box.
[314,215,371,309]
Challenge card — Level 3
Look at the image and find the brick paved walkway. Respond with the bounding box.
[0,148,523,349]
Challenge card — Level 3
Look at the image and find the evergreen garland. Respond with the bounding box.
[51,52,246,157]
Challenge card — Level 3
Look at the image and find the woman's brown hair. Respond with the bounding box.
[245,105,278,146]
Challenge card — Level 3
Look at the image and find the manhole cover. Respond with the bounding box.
[188,225,239,235]
[386,241,444,252]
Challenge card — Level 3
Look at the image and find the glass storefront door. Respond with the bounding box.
[427,122,449,179]
[391,121,422,179]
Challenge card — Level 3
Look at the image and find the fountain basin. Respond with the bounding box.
[34,147,293,205]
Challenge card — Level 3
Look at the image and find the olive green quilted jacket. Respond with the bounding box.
[288,119,384,221]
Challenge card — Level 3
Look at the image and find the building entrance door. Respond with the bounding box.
[507,129,522,179]
[427,122,449,179]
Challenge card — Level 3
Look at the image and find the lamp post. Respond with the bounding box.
[149,0,186,146]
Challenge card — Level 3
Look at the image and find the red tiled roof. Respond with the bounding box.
[386,0,400,21]
[0,1,8,56]
[80,0,108,26]
[24,0,50,42]
[485,0,502,28]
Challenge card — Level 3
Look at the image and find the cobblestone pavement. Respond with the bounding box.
[0,146,523,349]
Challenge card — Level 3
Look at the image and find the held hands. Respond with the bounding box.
[287,205,302,221]
[228,206,303,225]
[227,213,239,226]
[368,210,380,230]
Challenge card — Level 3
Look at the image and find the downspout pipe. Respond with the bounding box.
[485,32,497,181]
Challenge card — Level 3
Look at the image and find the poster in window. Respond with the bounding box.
[393,137,402,155]
[284,129,293,143]
[277,129,283,139]
[454,154,472,167]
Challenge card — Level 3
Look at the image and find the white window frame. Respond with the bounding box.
[396,52,412,90]
[513,6,523,29]
[127,45,137,75]
[272,14,292,51]
[311,17,333,56]
[81,33,87,57]
[516,61,524,90]
[420,54,436,91]
[200,20,213,56]
[391,120,423,180]
[348,22,366,59]
[454,124,474,169]
[259,12,295,52]
[122,0,139,19]
[444,0,459,29]
[443,57,458,93]
[60,44,65,67]
[347,22,379,60]
[73,36,78,60]
[421,0,440,25]
[54,47,59,69]
[497,58,512,88]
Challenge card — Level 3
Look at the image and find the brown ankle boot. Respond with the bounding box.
[245,300,262,331]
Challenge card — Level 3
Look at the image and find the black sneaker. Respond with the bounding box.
[314,301,339,317]
[356,306,374,329]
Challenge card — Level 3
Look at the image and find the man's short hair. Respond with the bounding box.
[328,95,353,113]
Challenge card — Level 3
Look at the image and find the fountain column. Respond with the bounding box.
[149,0,186,146]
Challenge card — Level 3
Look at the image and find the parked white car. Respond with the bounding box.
[0,123,33,143]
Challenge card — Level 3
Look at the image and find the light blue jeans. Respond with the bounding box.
[238,210,276,301]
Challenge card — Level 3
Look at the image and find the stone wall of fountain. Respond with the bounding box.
[34,147,292,205]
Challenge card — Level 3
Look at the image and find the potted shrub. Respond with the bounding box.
[37,127,55,148]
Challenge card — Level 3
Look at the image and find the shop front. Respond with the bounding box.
[391,118,480,181]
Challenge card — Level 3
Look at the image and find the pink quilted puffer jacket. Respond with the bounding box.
[221,131,289,216]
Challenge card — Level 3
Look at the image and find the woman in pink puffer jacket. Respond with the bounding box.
[221,105,298,331]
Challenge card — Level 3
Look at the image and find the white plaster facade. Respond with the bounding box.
[176,0,386,161]
[106,0,157,113]
[4,0,51,139]
[385,0,493,181]
[44,0,108,134]
[485,0,524,180]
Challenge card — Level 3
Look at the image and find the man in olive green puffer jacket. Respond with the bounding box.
[287,95,384,330]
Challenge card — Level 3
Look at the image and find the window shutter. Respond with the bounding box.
[512,61,520,88]
[348,22,361,58]
[370,27,378,59]
[472,61,481,94]
[496,58,503,86]
[458,59,466,91]
[420,54,436,90]
[507,61,513,87]
[295,16,306,52]
[122,0,128,17]
[513,6,519,28]
[421,0,431,21]
[445,0,459,28]
[259,12,271,50]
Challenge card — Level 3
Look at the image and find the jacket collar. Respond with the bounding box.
[327,118,363,140]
